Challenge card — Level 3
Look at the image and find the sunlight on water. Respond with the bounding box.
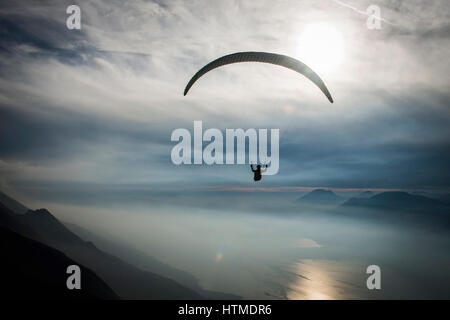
[286,259,368,300]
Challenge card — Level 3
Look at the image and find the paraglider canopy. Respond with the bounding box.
[184,51,333,103]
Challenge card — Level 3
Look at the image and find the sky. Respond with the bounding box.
[0,0,449,207]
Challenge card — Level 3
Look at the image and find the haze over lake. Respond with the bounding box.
[46,194,450,300]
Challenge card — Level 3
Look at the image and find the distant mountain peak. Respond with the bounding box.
[371,191,433,202]
[302,189,338,197]
[356,191,374,198]
[35,208,51,214]
[296,189,342,205]
[26,208,62,225]
[376,191,408,196]
[28,208,54,216]
[342,191,448,213]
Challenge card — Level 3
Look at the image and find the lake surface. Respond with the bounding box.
[56,204,450,299]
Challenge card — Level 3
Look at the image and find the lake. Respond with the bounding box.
[56,203,450,299]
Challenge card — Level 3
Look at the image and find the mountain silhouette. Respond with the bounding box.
[296,189,343,206]
[356,191,374,198]
[0,205,117,299]
[0,202,39,239]
[25,208,86,245]
[342,191,448,213]
[65,222,240,299]
[338,191,450,228]
[0,193,202,299]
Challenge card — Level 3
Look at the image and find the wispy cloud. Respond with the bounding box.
[330,0,396,25]
[0,0,449,203]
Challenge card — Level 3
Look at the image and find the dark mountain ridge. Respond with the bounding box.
[296,189,343,205]
[295,189,346,213]
[337,191,450,229]
[342,191,449,213]
[65,222,240,299]
[356,191,374,198]
[0,225,118,299]
[0,192,202,299]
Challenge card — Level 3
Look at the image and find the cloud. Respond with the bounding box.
[0,0,449,205]
[293,238,323,248]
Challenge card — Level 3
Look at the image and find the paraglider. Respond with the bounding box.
[250,164,268,182]
[183,51,333,103]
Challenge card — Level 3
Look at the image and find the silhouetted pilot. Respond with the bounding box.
[250,164,268,182]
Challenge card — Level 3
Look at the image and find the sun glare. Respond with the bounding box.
[296,23,345,75]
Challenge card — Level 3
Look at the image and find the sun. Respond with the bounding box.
[296,23,345,75]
